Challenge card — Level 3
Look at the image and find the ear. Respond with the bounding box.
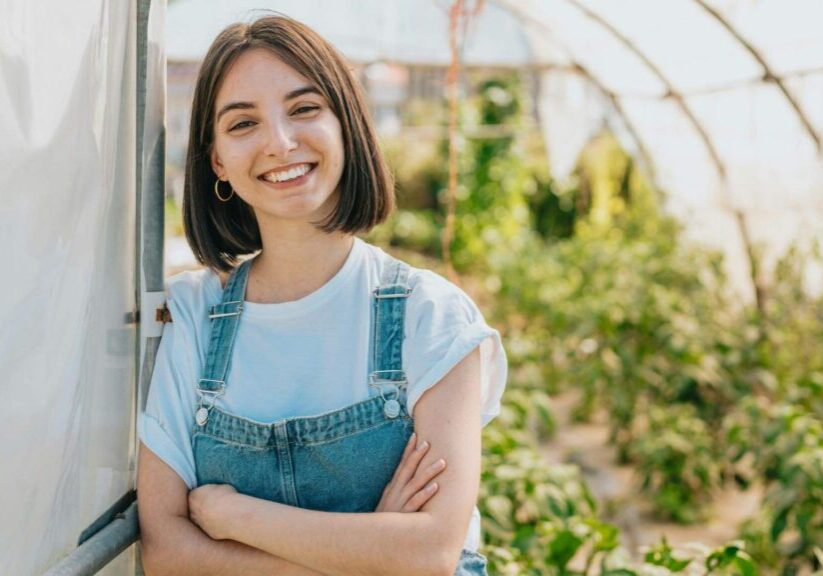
[210,146,225,180]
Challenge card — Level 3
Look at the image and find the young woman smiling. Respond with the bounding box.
[137,14,507,576]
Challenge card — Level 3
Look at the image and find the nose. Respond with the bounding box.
[262,116,298,158]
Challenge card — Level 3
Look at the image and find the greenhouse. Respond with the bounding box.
[1,0,821,575]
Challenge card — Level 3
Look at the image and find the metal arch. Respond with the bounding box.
[495,0,766,308]
[556,0,770,309]
[693,0,822,155]
[493,1,660,189]
[604,65,823,100]
[567,62,660,187]
[561,0,728,184]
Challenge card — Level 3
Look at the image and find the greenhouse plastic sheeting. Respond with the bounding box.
[166,0,534,66]
[504,0,823,296]
[0,0,159,572]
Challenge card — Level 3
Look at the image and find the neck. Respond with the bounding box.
[247,218,354,304]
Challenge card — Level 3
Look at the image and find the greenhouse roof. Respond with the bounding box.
[166,0,534,66]
[166,0,823,296]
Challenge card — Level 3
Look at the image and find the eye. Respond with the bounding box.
[293,105,320,115]
[229,120,255,131]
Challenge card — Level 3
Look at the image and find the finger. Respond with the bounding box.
[397,433,418,472]
[395,439,430,487]
[389,433,418,483]
[403,482,439,512]
[403,457,446,500]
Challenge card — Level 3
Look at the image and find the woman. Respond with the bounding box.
[137,14,507,576]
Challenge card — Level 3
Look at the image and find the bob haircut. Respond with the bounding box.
[183,14,395,272]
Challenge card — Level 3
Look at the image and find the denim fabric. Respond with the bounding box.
[191,253,488,575]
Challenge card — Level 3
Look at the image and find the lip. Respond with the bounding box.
[257,163,317,190]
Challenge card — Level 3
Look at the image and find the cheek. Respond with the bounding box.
[326,130,346,174]
[215,139,258,171]
[310,120,345,167]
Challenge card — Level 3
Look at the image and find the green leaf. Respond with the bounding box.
[547,529,584,570]
[770,507,789,542]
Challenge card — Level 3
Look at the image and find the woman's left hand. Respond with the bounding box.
[188,483,238,540]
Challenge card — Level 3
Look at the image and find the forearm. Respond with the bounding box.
[227,495,452,576]
[143,513,328,576]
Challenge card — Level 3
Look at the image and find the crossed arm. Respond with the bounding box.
[137,346,482,576]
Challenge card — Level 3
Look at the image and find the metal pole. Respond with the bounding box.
[42,503,140,576]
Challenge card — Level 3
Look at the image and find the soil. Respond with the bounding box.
[539,389,764,559]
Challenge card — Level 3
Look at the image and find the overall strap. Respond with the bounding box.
[194,257,253,425]
[370,256,412,389]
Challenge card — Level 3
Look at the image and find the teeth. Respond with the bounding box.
[263,164,311,183]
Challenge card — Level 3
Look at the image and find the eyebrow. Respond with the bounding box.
[215,86,323,123]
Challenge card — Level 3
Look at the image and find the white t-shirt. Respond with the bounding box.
[138,236,508,550]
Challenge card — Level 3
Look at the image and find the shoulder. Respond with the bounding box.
[406,268,484,334]
[165,266,220,300]
[162,267,222,325]
[407,267,474,310]
[358,240,483,329]
[360,240,463,296]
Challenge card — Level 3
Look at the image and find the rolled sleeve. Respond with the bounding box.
[138,411,197,489]
[138,297,198,489]
[403,271,508,426]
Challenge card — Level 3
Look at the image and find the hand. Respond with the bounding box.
[376,433,446,513]
[188,483,238,540]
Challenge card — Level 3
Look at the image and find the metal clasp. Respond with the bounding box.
[368,370,407,419]
[195,379,226,426]
[208,301,244,319]
[369,370,408,386]
[372,288,412,299]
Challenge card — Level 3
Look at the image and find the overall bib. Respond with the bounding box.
[191,254,489,575]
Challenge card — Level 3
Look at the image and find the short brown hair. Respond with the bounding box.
[183,14,395,272]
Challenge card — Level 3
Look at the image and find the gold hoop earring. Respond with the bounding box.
[214,179,235,202]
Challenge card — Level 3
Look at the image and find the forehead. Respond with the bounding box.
[215,47,313,105]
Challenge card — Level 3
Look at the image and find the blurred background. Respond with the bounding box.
[164,3,823,572]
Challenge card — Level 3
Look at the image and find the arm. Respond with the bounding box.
[137,442,327,576]
[191,347,483,576]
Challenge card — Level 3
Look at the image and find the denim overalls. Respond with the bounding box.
[191,253,489,575]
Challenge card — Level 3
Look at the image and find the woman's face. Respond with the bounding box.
[209,48,345,225]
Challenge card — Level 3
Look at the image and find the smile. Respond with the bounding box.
[259,163,317,184]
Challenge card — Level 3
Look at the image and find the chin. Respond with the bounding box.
[258,203,333,224]
[253,188,338,221]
